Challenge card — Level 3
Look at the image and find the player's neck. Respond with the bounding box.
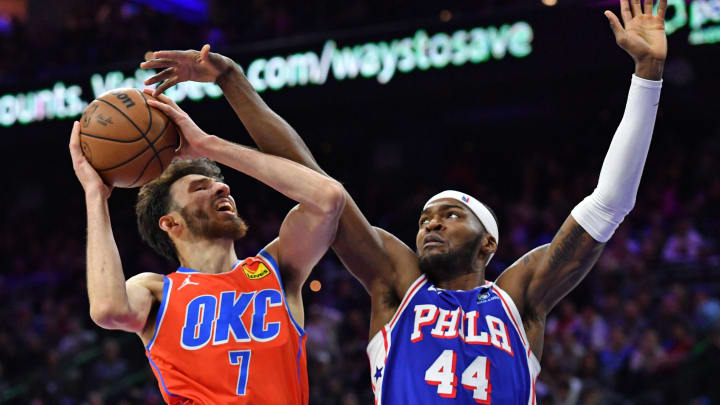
[433,270,486,291]
[176,238,238,274]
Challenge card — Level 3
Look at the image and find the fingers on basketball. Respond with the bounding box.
[69,122,83,159]
[79,89,179,188]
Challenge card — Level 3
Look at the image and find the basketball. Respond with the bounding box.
[79,89,179,188]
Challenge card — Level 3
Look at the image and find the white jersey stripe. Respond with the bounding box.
[490,283,541,405]
[367,329,386,404]
[491,284,529,349]
[367,274,428,405]
[388,274,427,331]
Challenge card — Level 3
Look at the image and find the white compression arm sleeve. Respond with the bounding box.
[571,75,662,243]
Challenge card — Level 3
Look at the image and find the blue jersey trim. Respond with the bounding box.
[296,334,305,388]
[257,249,306,337]
[147,355,180,398]
[258,249,307,392]
[176,267,199,274]
[146,276,172,351]
[176,260,241,274]
[258,249,280,279]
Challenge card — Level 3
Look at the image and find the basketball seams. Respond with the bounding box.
[96,119,173,172]
[81,89,178,187]
[97,93,164,175]
[80,130,144,143]
[137,90,165,173]
[127,144,178,187]
[97,99,146,137]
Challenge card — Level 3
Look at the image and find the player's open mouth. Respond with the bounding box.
[215,200,234,213]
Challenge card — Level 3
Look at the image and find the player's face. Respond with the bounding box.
[416,199,483,260]
[170,174,247,240]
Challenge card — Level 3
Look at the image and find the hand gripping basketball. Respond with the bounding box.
[69,121,113,199]
[79,89,179,188]
[143,89,211,160]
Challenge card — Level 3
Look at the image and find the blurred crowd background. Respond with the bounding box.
[1,0,719,404]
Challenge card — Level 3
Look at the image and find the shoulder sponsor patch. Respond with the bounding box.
[243,260,270,280]
[477,288,499,304]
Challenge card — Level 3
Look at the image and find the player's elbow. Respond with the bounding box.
[316,180,346,218]
[89,303,138,331]
[89,304,117,329]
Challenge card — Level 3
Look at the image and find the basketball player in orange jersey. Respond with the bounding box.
[69,89,346,402]
[142,0,666,401]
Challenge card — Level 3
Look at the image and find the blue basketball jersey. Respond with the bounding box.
[367,275,540,404]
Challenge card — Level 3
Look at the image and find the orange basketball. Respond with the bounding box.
[79,89,179,188]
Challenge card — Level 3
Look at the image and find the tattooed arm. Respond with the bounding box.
[496,0,665,359]
[495,219,605,359]
[497,220,605,317]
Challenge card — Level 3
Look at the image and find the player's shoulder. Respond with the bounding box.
[495,244,550,318]
[496,244,550,284]
[373,227,418,266]
[259,238,280,266]
[127,272,165,290]
[372,227,423,293]
[128,271,165,281]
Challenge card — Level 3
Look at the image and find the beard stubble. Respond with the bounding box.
[179,204,248,240]
[418,233,483,285]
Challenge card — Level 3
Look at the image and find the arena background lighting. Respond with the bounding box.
[0,1,719,403]
[1,2,719,129]
[0,21,533,128]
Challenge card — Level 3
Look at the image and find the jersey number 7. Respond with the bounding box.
[229,350,252,395]
[425,350,491,403]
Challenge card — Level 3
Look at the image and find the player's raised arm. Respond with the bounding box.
[146,95,346,298]
[498,0,666,335]
[69,121,155,333]
[141,46,421,297]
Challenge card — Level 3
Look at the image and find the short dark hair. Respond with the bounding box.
[136,158,223,263]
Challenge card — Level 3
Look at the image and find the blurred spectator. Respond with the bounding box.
[662,219,707,263]
[629,329,666,374]
[91,339,128,389]
[598,326,632,382]
[577,306,609,351]
[57,317,97,356]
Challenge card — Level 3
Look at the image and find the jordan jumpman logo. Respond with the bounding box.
[178,274,200,290]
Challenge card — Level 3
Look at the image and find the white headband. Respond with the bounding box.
[423,190,499,263]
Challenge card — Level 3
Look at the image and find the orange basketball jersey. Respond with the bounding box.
[145,250,308,404]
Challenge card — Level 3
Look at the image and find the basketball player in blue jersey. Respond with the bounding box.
[142,0,667,402]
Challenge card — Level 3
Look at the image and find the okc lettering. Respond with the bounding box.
[410,304,513,355]
[181,289,283,350]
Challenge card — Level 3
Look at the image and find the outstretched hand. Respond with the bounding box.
[69,121,113,199]
[144,90,212,160]
[140,44,235,96]
[605,0,667,79]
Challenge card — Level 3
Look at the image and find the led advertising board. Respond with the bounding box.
[0,22,534,128]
